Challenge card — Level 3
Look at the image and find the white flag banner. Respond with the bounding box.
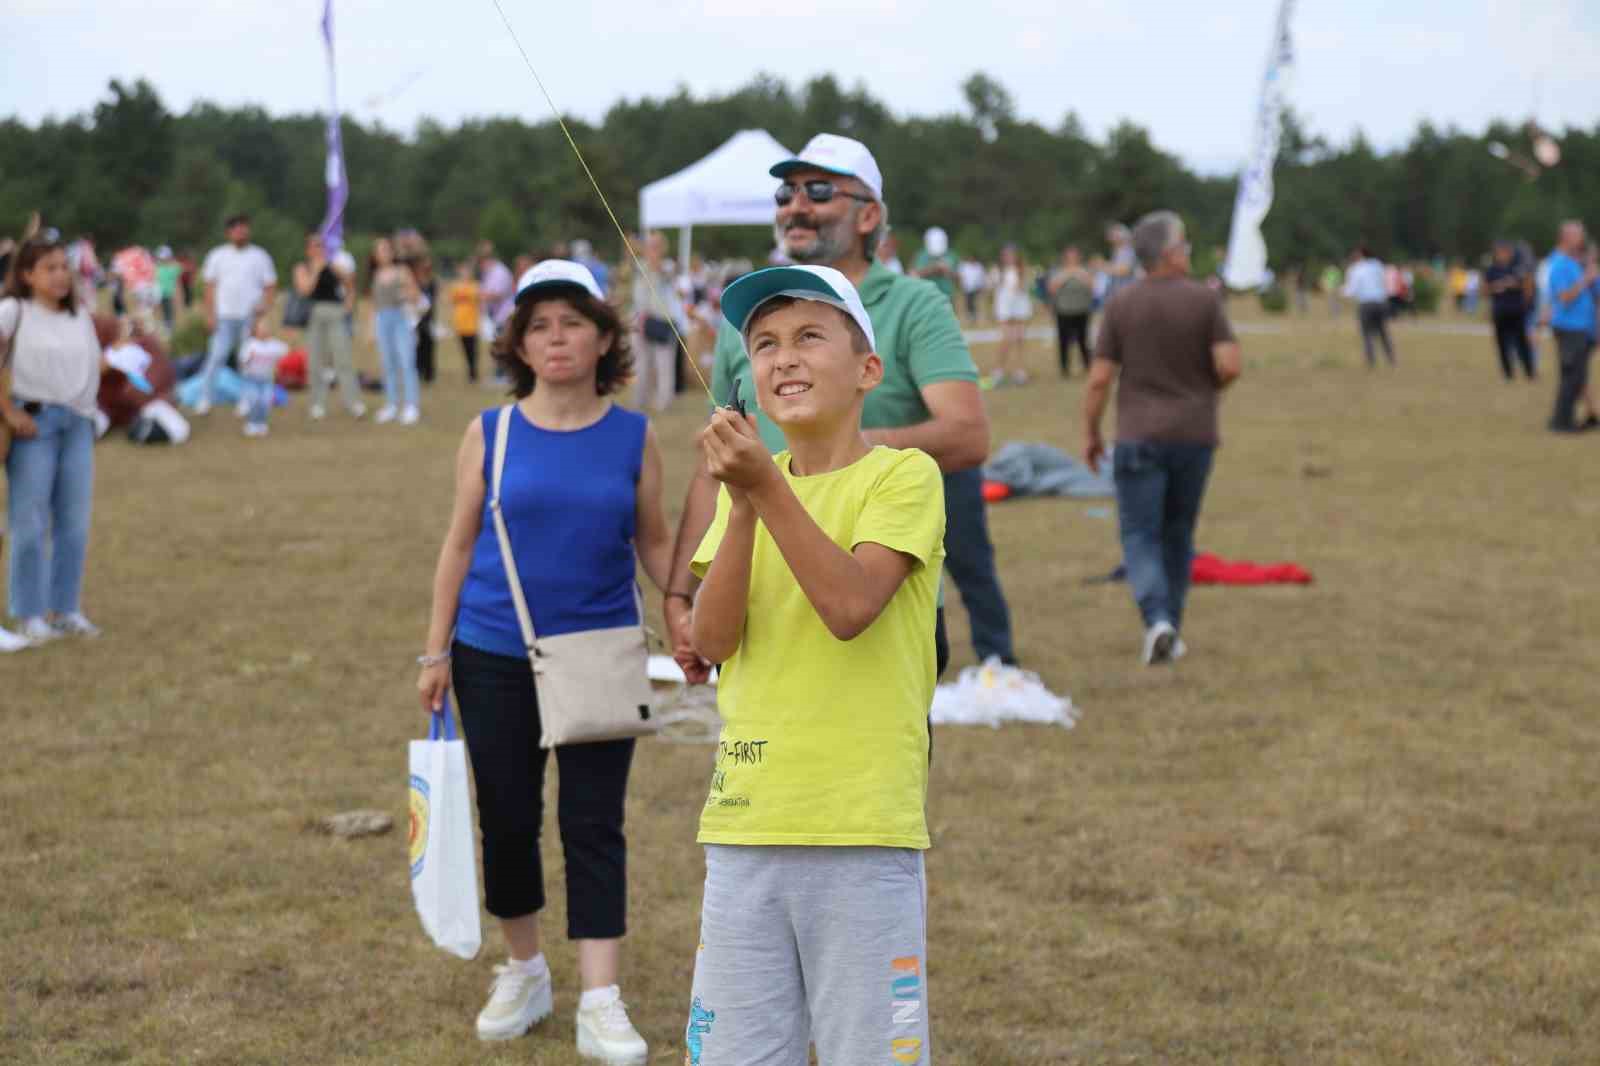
[1223,0,1295,290]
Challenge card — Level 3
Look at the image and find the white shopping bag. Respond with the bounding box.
[408,698,482,959]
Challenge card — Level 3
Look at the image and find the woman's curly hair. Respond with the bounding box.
[492,287,633,397]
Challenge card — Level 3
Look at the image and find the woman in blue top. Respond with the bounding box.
[417,260,672,1063]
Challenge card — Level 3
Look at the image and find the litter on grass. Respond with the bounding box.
[931,657,1079,729]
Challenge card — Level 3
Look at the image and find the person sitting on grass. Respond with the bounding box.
[685,264,944,1065]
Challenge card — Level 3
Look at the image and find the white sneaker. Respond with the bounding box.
[476,961,553,1042]
[53,612,102,638]
[309,404,327,421]
[400,405,420,426]
[193,399,212,416]
[988,369,1007,389]
[374,405,398,424]
[21,617,60,644]
[575,987,648,1065]
[1142,621,1178,665]
[0,625,30,653]
[1011,369,1030,385]
[348,401,367,419]
[243,423,269,438]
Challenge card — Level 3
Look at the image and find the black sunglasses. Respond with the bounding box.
[774,180,875,207]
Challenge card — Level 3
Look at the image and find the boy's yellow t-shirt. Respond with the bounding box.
[690,445,945,849]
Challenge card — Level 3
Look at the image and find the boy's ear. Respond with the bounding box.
[859,351,884,393]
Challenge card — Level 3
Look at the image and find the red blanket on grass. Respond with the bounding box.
[1191,553,1313,586]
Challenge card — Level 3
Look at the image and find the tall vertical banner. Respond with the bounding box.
[1222,0,1295,290]
[319,0,349,254]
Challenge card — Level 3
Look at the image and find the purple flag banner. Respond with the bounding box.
[319,0,349,254]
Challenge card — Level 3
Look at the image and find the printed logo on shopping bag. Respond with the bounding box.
[408,773,430,879]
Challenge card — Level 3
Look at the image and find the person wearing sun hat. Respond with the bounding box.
[684,260,943,1065]
[415,258,674,1063]
[663,131,1019,683]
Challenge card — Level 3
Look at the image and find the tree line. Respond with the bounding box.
[2,74,1596,278]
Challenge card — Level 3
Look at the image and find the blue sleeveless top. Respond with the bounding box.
[455,403,647,658]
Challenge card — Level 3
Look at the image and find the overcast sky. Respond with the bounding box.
[6,0,1597,174]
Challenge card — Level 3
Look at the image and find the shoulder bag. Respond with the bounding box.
[489,404,658,748]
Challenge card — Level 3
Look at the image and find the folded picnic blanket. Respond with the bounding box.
[982,441,1116,498]
[1190,553,1313,585]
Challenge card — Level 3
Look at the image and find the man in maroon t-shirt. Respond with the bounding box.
[1083,210,1243,665]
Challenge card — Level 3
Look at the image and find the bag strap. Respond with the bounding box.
[428,693,457,740]
[490,405,542,660]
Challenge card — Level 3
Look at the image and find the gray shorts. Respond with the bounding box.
[684,844,931,1066]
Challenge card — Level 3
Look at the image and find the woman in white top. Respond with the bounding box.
[990,243,1033,387]
[0,235,106,647]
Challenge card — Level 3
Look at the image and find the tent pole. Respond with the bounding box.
[679,225,693,284]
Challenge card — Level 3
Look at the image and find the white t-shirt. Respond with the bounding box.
[202,243,277,320]
[0,297,102,420]
[239,337,289,381]
[958,260,987,294]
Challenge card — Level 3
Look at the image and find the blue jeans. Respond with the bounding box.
[244,376,275,428]
[374,307,419,411]
[199,317,249,405]
[1113,441,1215,631]
[942,466,1016,663]
[6,404,95,619]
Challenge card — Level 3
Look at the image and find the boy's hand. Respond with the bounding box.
[700,409,774,493]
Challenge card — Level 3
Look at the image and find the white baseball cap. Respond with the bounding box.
[923,227,949,256]
[770,133,884,202]
[720,265,876,352]
[515,259,604,303]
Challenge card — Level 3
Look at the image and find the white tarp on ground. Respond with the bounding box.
[931,658,1078,729]
[639,129,793,230]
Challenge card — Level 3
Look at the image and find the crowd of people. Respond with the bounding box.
[4,114,1599,1065]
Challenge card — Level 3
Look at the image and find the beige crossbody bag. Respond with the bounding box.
[489,404,658,748]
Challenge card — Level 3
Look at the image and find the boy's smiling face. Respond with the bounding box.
[745,299,882,434]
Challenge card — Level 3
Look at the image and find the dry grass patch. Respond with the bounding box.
[5,309,1599,1064]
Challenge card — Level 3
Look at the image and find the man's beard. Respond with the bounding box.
[782,209,858,266]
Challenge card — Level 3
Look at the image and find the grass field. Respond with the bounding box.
[5,305,1598,1065]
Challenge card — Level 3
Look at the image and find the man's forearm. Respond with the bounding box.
[1557,277,1594,305]
[1083,379,1111,433]
[867,415,988,472]
[667,463,719,596]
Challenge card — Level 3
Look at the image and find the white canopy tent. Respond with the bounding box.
[638,129,793,269]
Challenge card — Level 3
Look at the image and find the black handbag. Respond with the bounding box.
[642,315,674,343]
[282,292,312,328]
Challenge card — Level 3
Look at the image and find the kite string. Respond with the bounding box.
[488,0,715,402]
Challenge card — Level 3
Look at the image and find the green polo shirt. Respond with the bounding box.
[710,261,979,452]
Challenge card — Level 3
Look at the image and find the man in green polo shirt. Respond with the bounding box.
[663,132,1018,681]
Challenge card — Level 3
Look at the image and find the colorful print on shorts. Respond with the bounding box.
[889,955,923,1064]
[685,996,716,1066]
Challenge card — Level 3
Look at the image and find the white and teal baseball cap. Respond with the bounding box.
[769,133,884,202]
[720,265,877,352]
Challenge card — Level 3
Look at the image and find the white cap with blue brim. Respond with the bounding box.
[720,265,877,352]
[768,133,884,203]
[514,259,604,304]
